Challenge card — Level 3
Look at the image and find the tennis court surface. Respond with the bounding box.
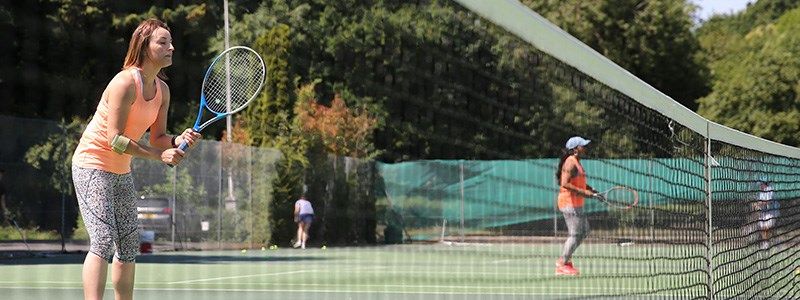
[4,0,800,299]
[2,241,798,300]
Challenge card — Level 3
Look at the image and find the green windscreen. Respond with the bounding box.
[378,157,799,240]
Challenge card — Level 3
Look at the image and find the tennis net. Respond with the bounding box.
[5,1,800,298]
[369,0,800,298]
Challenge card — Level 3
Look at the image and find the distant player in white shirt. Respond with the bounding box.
[753,178,778,249]
[294,194,314,249]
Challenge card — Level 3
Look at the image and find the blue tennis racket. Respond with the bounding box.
[179,46,266,150]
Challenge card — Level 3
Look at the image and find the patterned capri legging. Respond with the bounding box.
[72,165,139,263]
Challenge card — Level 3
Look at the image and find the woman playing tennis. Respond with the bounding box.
[554,136,599,275]
[293,193,314,249]
[71,18,200,300]
[753,178,778,249]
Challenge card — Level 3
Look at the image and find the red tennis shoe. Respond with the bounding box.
[555,259,580,275]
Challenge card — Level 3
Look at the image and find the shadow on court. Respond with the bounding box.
[0,251,329,265]
[0,250,85,265]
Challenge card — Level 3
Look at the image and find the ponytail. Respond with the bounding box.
[555,148,574,183]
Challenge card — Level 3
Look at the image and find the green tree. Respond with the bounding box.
[2,1,222,135]
[241,24,295,147]
[24,117,85,195]
[521,0,709,110]
[23,117,84,235]
[263,85,314,245]
[697,9,800,146]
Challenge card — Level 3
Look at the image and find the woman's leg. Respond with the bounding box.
[560,206,590,263]
[301,221,312,248]
[111,173,139,300]
[73,166,118,299]
[82,253,109,300]
[112,260,136,300]
[294,223,303,247]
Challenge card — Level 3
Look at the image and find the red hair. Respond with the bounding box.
[122,18,170,80]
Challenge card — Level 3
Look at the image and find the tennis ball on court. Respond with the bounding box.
[261,246,266,251]
[241,249,247,254]
[795,268,800,275]
[321,245,327,250]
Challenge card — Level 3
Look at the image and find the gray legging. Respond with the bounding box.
[560,206,590,262]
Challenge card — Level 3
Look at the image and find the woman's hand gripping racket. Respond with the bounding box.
[179,46,265,150]
[593,186,639,209]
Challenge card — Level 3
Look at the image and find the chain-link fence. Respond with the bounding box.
[0,115,377,251]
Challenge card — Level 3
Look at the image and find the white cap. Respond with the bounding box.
[566,136,591,150]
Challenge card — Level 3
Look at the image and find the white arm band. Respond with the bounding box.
[111,134,131,155]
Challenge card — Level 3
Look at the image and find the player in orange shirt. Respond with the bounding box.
[554,136,599,275]
[71,19,201,300]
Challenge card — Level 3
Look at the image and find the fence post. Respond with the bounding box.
[460,160,465,243]
[705,129,714,299]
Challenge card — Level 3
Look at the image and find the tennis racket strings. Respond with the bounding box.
[203,48,265,114]
[601,187,638,208]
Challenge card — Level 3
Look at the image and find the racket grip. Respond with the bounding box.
[593,193,606,201]
[178,140,189,151]
[165,140,190,168]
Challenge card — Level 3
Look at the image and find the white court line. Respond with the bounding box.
[169,265,388,285]
[0,286,696,297]
[0,266,701,294]
[0,268,688,292]
[0,281,649,291]
[0,281,702,294]
[157,281,662,292]
[169,270,312,284]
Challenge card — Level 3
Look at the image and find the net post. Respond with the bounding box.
[705,128,715,299]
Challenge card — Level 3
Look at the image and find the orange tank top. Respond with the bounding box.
[557,155,586,208]
[72,68,163,174]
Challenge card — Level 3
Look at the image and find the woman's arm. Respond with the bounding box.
[105,73,185,165]
[105,72,160,161]
[559,158,594,197]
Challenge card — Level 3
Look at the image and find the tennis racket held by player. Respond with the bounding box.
[178,46,266,151]
[593,186,638,209]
